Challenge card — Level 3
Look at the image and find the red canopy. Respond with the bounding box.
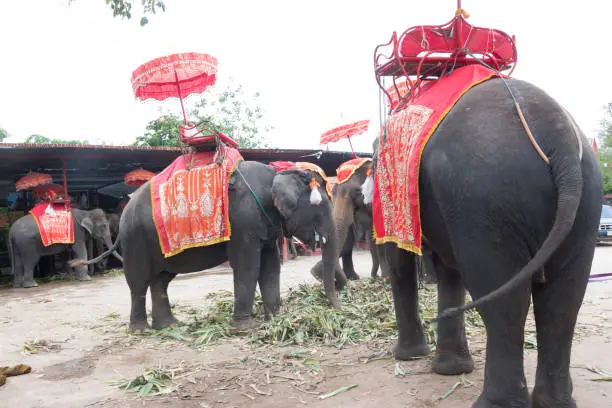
[320,120,370,145]
[15,172,53,192]
[125,169,156,187]
[131,52,218,124]
[131,52,218,102]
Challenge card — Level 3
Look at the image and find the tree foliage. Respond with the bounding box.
[69,0,166,26]
[0,128,8,142]
[134,82,272,148]
[133,116,182,147]
[596,102,612,194]
[24,134,87,145]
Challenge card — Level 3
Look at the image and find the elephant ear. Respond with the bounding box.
[271,169,310,220]
[80,217,94,235]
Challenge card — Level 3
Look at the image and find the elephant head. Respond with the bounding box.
[271,168,341,306]
[329,160,373,271]
[76,208,123,264]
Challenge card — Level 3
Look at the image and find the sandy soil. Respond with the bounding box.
[1,248,611,408]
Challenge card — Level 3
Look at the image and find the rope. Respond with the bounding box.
[236,167,276,227]
[464,52,551,166]
[213,143,276,227]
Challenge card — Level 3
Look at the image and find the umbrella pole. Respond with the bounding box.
[347,137,356,159]
[174,70,188,125]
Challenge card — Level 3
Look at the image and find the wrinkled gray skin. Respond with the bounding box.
[366,78,603,408]
[91,212,122,271]
[76,161,339,332]
[8,208,122,288]
[310,162,390,285]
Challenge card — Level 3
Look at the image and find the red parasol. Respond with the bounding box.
[125,169,156,187]
[320,120,370,158]
[131,52,218,124]
[15,172,53,192]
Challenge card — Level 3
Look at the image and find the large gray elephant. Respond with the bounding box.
[8,208,122,288]
[76,161,339,332]
[363,78,602,408]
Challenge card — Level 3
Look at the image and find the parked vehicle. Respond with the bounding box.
[597,204,612,243]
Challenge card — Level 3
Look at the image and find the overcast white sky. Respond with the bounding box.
[0,0,610,153]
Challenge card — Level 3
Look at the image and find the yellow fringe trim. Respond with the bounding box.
[152,157,244,259]
[374,73,497,256]
[336,158,373,184]
[30,208,75,247]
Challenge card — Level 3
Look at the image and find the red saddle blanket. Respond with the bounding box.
[268,161,331,198]
[30,203,75,247]
[151,147,244,258]
[336,158,372,184]
[373,64,499,255]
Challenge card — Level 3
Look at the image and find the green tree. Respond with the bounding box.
[0,128,8,142]
[68,0,166,26]
[134,82,273,148]
[596,102,612,193]
[24,134,87,144]
[133,115,182,147]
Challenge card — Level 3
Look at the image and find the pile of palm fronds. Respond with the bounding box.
[149,278,484,350]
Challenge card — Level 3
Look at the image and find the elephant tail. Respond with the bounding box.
[68,236,121,267]
[434,114,585,322]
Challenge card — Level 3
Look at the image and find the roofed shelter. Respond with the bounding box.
[0,143,371,270]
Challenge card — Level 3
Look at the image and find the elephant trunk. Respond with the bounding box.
[319,203,342,308]
[70,235,122,268]
[103,233,123,264]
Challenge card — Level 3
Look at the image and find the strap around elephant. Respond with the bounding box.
[233,167,276,227]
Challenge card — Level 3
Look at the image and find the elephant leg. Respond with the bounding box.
[341,227,360,280]
[368,230,380,278]
[71,241,91,281]
[21,255,40,288]
[530,251,591,408]
[228,244,261,330]
[11,248,25,288]
[431,256,474,375]
[258,245,281,320]
[458,250,531,408]
[150,271,178,330]
[377,244,391,281]
[87,236,94,275]
[125,271,150,333]
[386,244,430,360]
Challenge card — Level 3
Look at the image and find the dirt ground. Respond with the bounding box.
[1,248,611,408]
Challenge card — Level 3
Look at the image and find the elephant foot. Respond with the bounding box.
[531,389,577,408]
[231,317,257,334]
[152,315,180,330]
[472,393,530,408]
[344,270,360,281]
[392,341,431,361]
[12,280,23,289]
[22,280,39,288]
[310,267,323,282]
[76,274,92,282]
[432,351,474,375]
[128,320,151,335]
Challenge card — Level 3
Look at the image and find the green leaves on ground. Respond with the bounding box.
[145,278,485,351]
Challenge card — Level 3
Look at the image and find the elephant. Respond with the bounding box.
[89,211,122,272]
[74,161,340,332]
[362,78,603,408]
[8,208,122,288]
[310,160,389,284]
